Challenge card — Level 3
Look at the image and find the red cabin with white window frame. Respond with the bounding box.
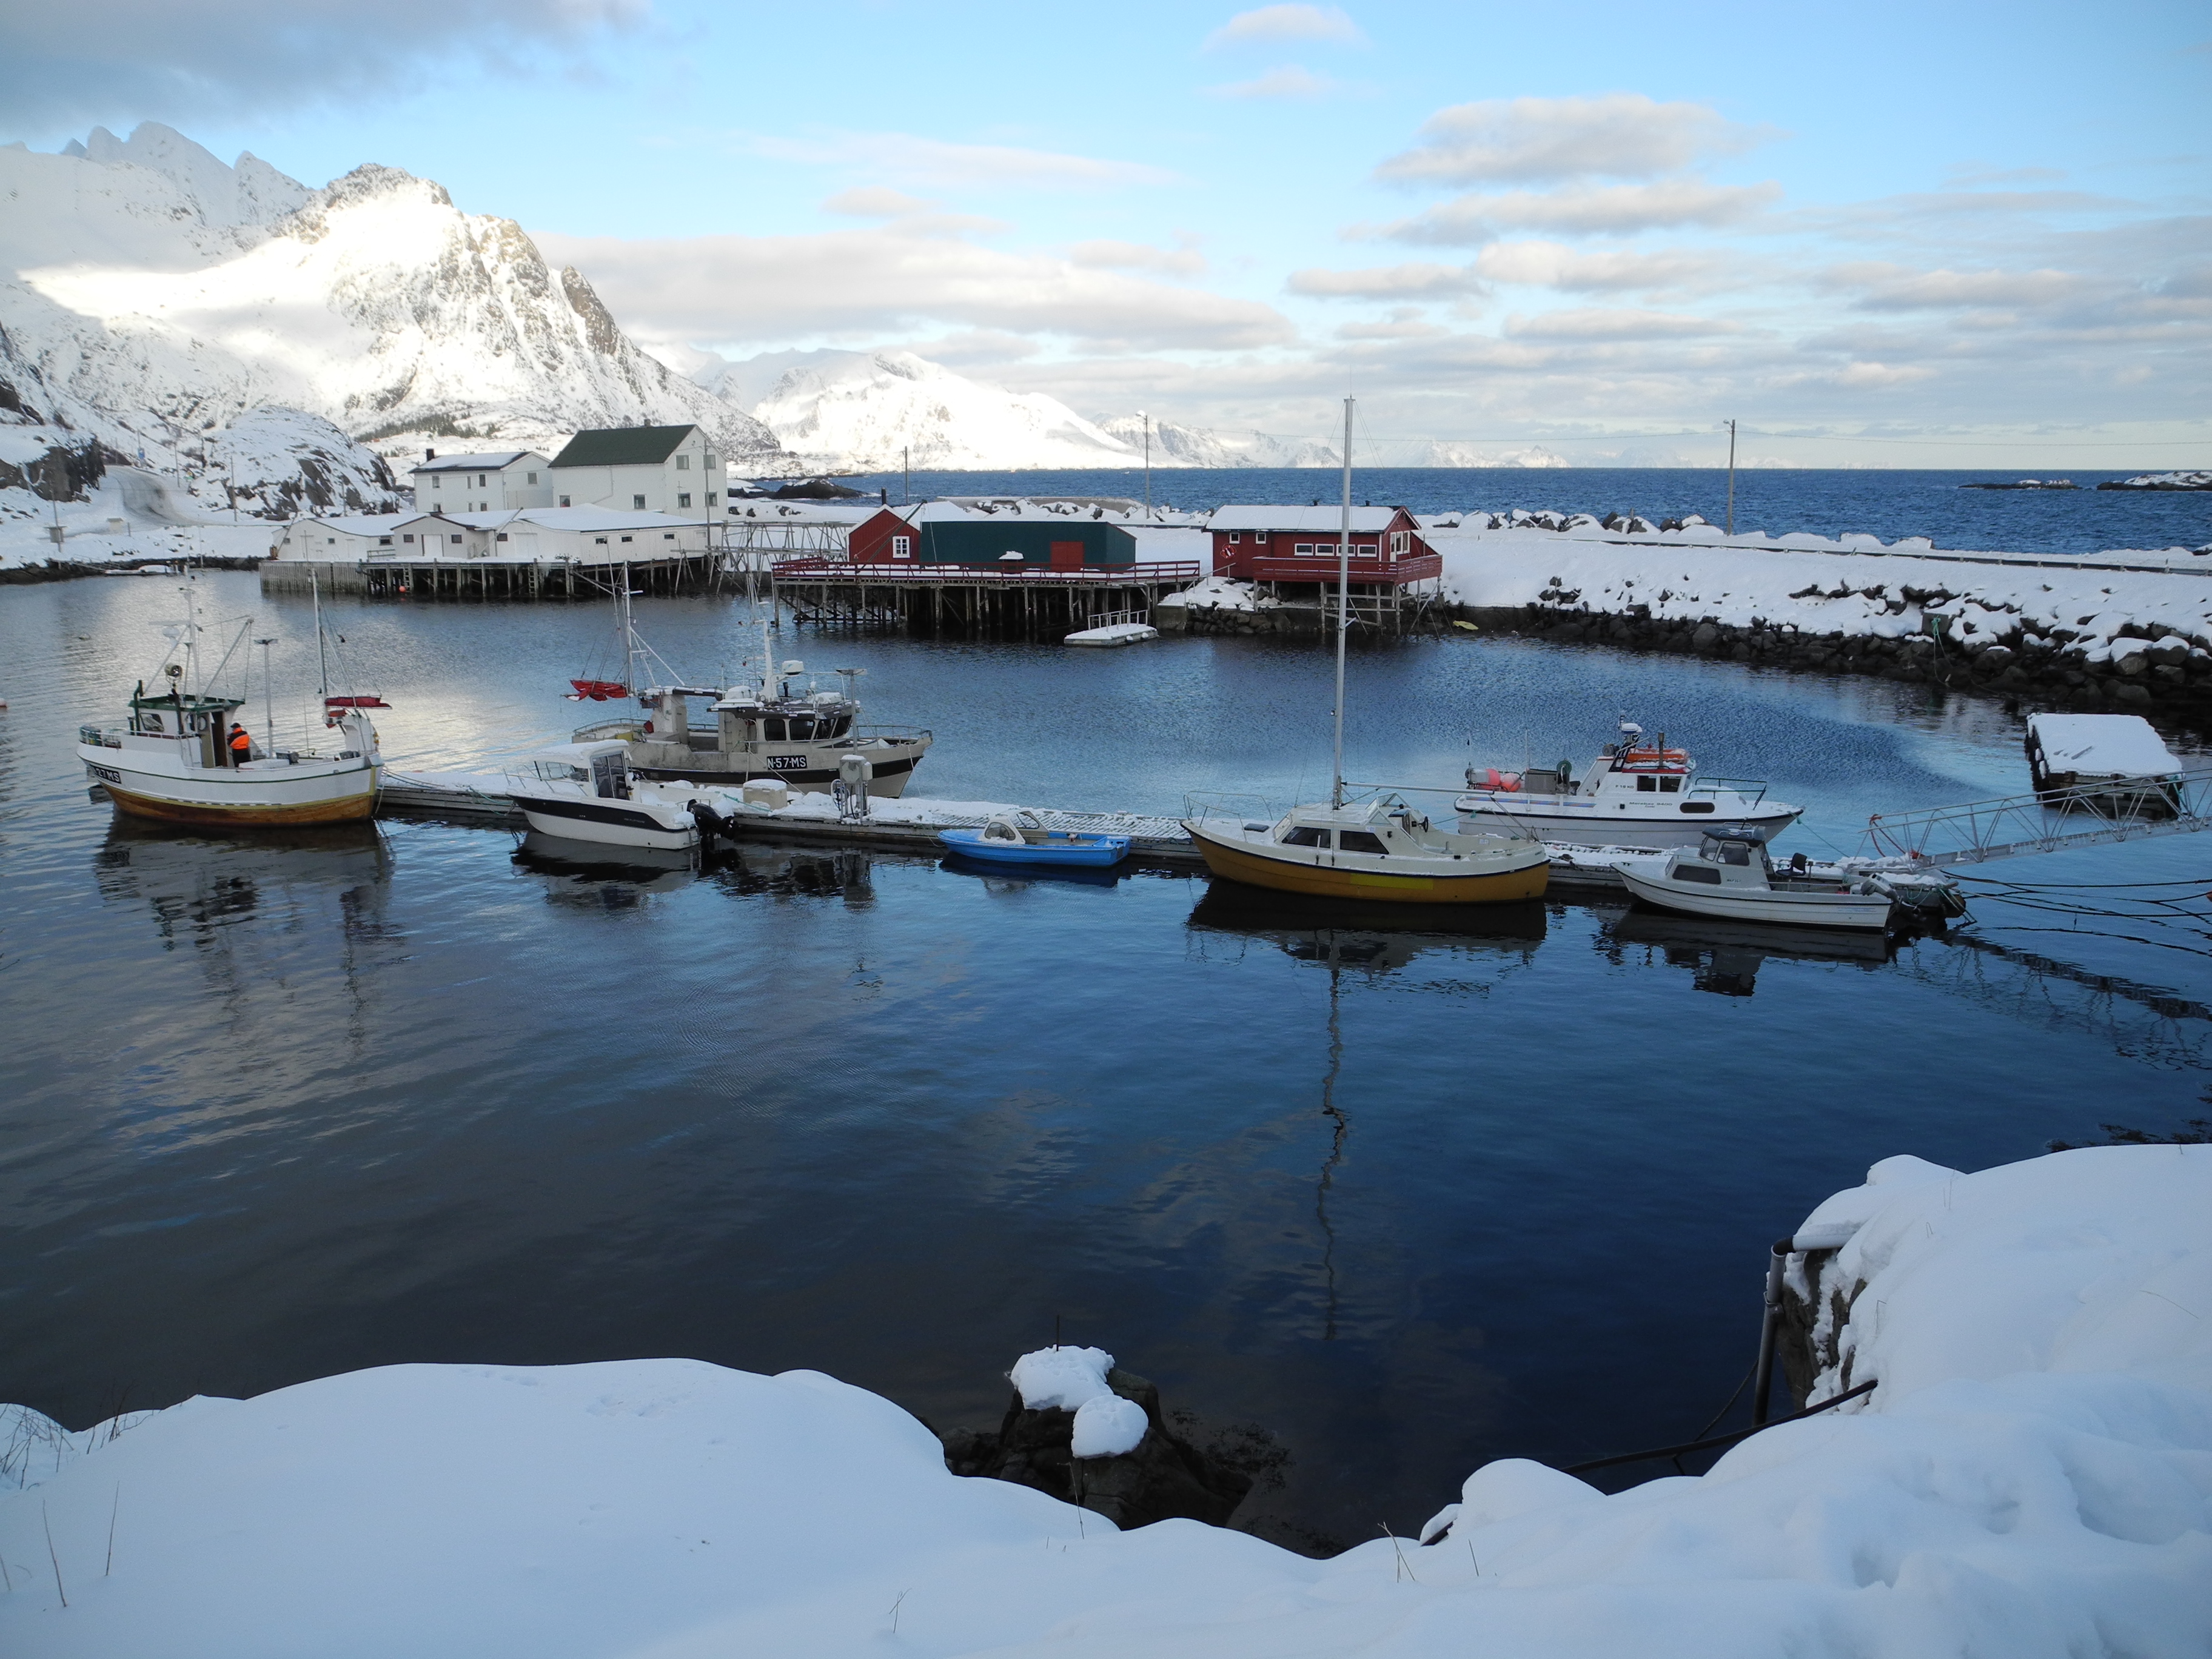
[846,506,923,564]
[1206,505,1437,584]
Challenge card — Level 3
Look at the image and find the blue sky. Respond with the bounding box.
[6,0,2209,463]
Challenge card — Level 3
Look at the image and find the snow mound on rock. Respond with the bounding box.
[1008,1345,1114,1412]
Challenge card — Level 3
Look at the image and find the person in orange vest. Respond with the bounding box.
[229,723,253,766]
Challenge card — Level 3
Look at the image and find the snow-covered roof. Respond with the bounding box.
[1207,505,1407,533]
[727,501,884,526]
[411,452,540,473]
[292,514,411,535]
[510,507,705,533]
[2026,714,2184,777]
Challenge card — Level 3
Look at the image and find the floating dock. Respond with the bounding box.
[375,769,1649,886]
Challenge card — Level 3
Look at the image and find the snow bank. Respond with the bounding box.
[1427,521,2212,666]
[3,1147,2206,1657]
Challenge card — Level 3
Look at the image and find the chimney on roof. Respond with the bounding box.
[425,448,435,460]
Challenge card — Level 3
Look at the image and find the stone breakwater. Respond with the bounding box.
[1455,600,2212,717]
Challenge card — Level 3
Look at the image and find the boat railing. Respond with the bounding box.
[1184,791,1278,828]
[851,725,932,744]
[572,717,643,742]
[1689,776,1770,805]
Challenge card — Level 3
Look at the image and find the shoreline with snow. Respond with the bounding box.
[2,1144,2205,1657]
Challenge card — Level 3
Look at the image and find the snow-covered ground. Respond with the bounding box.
[1423,517,2212,663]
[3,1144,2205,1657]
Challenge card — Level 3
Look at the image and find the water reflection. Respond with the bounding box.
[1186,882,1547,973]
[1601,905,1892,996]
[512,831,699,905]
[937,851,1129,890]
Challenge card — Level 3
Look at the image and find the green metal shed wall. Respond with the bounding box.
[917,522,1134,565]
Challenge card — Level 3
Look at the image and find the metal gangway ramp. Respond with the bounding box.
[1863,769,2212,870]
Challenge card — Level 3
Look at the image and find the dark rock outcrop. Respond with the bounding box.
[940,1367,1256,1530]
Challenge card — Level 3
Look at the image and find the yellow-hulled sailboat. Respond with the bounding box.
[1181,397,1549,904]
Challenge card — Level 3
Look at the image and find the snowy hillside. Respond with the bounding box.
[708,349,1138,472]
[0,124,784,493]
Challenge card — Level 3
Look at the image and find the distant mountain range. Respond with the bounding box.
[0,123,1556,523]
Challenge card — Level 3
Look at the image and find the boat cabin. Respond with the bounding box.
[1265,798,1456,857]
[522,740,634,800]
[125,685,247,768]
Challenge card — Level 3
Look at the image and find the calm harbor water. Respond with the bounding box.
[843,467,2212,558]
[4,568,2210,1549]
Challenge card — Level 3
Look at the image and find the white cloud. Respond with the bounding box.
[822,187,935,218]
[1379,179,1781,243]
[1,0,645,127]
[1207,65,1337,99]
[1377,94,1774,186]
[1287,261,1481,298]
[749,130,1178,191]
[532,224,1294,353]
[1828,264,2097,311]
[1472,241,1733,293]
[1070,239,1208,276]
[1503,307,1738,341]
[1202,5,1365,49]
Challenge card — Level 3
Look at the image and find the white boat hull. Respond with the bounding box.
[512,794,700,851]
[1460,797,1801,850]
[79,743,378,826]
[1618,863,1893,931]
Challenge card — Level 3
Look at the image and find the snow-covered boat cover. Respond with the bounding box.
[2027,712,2183,777]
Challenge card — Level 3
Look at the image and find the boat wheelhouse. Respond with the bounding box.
[1456,720,1801,850]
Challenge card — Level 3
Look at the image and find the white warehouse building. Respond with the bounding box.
[547,425,725,516]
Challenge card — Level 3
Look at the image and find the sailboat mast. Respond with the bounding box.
[1331,395,1352,809]
[312,568,328,700]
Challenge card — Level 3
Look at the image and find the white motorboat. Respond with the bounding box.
[1617,834,1896,931]
[76,585,386,827]
[1456,720,1801,850]
[568,594,931,796]
[505,741,726,852]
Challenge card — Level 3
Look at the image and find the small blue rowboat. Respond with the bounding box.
[938,815,1131,866]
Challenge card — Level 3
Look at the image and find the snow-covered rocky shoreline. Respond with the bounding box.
[1167,515,2212,717]
[2,1144,2205,1657]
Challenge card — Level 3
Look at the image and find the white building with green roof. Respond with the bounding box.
[546,424,725,517]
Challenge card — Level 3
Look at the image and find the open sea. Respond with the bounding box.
[4,469,2210,1550]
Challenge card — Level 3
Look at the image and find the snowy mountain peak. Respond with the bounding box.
[0,132,783,480]
[62,122,311,229]
[706,348,1137,471]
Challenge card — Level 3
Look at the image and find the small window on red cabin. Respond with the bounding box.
[892,535,913,559]
[1228,531,1240,543]
[1255,532,1268,544]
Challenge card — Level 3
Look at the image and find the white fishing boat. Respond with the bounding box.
[1182,396,1549,907]
[1456,719,1801,850]
[504,741,722,852]
[569,594,931,796]
[1617,834,1895,930]
[75,580,387,828]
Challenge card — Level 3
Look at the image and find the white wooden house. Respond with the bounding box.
[408,451,553,512]
[546,426,725,515]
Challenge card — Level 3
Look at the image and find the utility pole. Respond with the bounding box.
[1724,419,1738,538]
[1139,410,1151,520]
[902,444,910,506]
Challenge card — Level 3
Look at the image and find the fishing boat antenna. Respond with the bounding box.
[255,635,277,749]
[1331,395,1353,809]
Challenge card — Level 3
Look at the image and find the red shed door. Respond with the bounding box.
[1049,540,1085,569]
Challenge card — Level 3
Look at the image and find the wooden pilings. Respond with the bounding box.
[780,574,1187,638]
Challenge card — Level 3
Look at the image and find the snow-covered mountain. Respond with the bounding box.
[708,350,1136,472]
[0,122,784,521]
[1093,415,1341,469]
